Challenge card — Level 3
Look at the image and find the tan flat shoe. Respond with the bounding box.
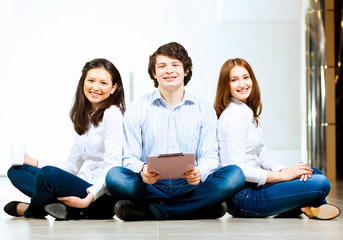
[301,204,341,220]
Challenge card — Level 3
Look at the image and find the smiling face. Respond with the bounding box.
[229,65,253,103]
[153,55,188,93]
[83,67,116,111]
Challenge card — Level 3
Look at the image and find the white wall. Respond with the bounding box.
[0,0,303,175]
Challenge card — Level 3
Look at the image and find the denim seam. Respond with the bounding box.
[243,190,327,201]
[149,204,162,220]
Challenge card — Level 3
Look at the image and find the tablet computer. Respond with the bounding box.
[147,153,195,180]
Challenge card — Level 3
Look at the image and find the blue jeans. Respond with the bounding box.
[227,168,330,217]
[106,165,245,220]
[7,165,115,219]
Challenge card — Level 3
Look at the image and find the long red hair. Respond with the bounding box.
[214,58,262,124]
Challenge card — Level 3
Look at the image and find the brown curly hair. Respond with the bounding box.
[148,42,193,88]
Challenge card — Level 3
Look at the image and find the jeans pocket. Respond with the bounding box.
[227,190,245,215]
[228,188,263,217]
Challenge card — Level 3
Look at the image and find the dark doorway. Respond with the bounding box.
[335,0,343,179]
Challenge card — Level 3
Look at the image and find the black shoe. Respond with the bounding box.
[45,203,87,220]
[4,201,27,217]
[184,201,228,219]
[114,200,155,221]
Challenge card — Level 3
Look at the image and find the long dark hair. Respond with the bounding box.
[70,58,126,135]
[214,58,262,124]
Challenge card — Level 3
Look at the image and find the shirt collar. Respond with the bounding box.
[152,89,195,106]
[231,97,245,105]
[231,97,253,116]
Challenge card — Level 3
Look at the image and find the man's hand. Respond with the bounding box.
[141,164,160,185]
[184,167,201,185]
[57,193,94,208]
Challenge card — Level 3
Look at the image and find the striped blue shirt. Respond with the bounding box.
[122,89,220,181]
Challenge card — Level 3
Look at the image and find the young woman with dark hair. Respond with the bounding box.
[215,58,340,220]
[4,58,125,220]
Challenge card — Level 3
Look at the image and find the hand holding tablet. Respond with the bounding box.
[147,153,195,180]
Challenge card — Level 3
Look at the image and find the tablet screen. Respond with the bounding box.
[147,153,195,180]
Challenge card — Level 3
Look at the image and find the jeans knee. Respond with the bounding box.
[106,167,138,198]
[7,166,16,180]
[106,167,120,182]
[226,165,245,185]
[315,175,331,196]
[7,166,25,185]
[35,166,58,184]
[220,165,245,194]
[106,167,125,189]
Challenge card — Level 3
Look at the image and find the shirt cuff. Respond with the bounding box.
[133,161,145,174]
[86,184,105,201]
[197,165,212,182]
[257,169,268,186]
[123,159,145,174]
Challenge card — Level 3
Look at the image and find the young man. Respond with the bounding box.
[106,42,244,220]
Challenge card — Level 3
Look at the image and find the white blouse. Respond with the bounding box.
[39,105,123,200]
[217,98,284,186]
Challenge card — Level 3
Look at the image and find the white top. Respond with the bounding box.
[122,89,220,182]
[38,105,123,200]
[217,98,285,186]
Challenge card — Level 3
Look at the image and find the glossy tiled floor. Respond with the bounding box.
[1,177,342,240]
